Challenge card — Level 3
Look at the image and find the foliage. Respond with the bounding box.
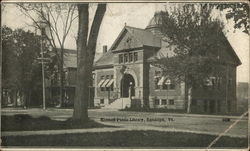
[2,26,50,106]
[216,2,249,34]
[154,4,226,87]
[16,3,78,106]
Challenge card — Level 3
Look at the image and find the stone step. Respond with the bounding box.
[103,98,131,109]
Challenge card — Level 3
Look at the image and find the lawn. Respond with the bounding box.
[1,114,114,131]
[1,130,247,148]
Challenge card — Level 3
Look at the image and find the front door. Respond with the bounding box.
[120,74,135,98]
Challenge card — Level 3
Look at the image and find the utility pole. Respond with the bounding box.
[37,20,49,110]
[41,36,46,110]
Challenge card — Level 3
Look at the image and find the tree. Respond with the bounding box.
[17,3,78,107]
[73,4,106,121]
[153,4,226,113]
[216,2,249,34]
[2,26,48,107]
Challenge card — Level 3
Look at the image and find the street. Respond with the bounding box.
[1,108,248,138]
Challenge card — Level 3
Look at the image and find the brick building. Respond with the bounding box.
[93,13,241,114]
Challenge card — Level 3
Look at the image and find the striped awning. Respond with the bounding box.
[101,79,110,87]
[97,79,105,87]
[157,76,166,85]
[164,79,171,85]
[106,79,114,87]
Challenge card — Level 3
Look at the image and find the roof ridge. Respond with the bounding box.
[125,25,153,34]
[125,25,144,31]
[94,50,112,64]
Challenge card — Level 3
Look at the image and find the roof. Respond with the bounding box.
[94,50,114,68]
[110,26,161,51]
[50,48,103,68]
[95,12,241,68]
[94,25,162,68]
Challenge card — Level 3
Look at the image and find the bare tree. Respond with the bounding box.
[73,4,106,121]
[17,3,78,107]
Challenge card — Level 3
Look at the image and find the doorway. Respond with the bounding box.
[120,74,135,98]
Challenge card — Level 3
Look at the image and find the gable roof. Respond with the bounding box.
[110,26,161,51]
[94,50,114,68]
[222,34,242,66]
[49,48,103,68]
[94,25,162,68]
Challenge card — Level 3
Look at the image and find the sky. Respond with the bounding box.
[2,3,249,83]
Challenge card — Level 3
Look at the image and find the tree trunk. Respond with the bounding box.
[73,3,106,121]
[59,48,64,107]
[187,86,192,113]
[73,4,89,121]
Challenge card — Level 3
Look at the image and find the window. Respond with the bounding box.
[134,52,138,61]
[155,99,160,105]
[155,71,161,76]
[154,77,160,90]
[100,99,104,104]
[162,99,167,105]
[154,71,161,90]
[124,54,128,63]
[169,84,175,89]
[204,101,207,112]
[129,53,133,62]
[110,75,114,79]
[217,77,222,88]
[100,76,105,91]
[217,100,221,112]
[119,54,123,64]
[169,99,174,105]
[228,78,232,87]
[228,100,231,112]
[105,75,110,91]
[92,73,96,86]
[163,79,175,90]
[162,84,168,90]
[210,77,216,88]
[110,83,114,91]
[192,99,197,105]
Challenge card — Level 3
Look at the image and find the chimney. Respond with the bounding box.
[103,45,107,53]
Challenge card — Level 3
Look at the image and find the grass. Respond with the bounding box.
[121,107,246,116]
[1,114,115,131]
[1,130,247,148]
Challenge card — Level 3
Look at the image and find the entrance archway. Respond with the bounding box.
[120,74,135,98]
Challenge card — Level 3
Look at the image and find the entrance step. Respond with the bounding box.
[102,98,131,109]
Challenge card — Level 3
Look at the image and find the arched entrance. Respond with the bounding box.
[120,74,135,98]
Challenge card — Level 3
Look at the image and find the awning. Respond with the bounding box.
[106,79,114,87]
[164,79,171,85]
[97,79,105,87]
[100,79,110,88]
[157,76,166,85]
[204,79,213,86]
